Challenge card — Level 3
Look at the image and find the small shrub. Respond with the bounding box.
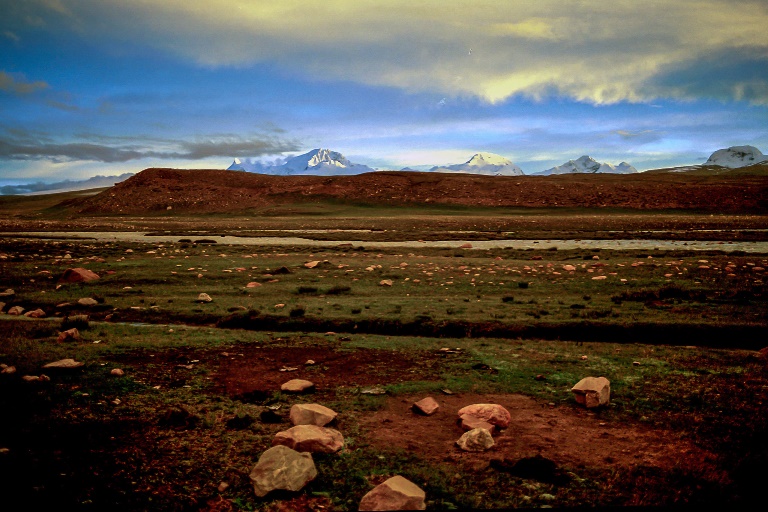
[61,314,89,331]
[296,286,319,295]
[289,307,306,318]
[351,308,362,314]
[501,296,515,303]
[518,282,529,289]
[326,285,352,295]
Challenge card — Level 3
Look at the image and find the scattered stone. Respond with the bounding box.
[281,379,315,393]
[456,427,495,452]
[440,388,454,395]
[249,445,317,498]
[535,374,546,381]
[77,297,99,306]
[305,359,315,365]
[571,376,611,408]
[7,306,24,316]
[412,397,439,416]
[57,328,82,343]
[459,243,473,249]
[42,358,84,369]
[358,475,426,511]
[273,424,344,454]
[24,308,46,318]
[457,403,511,428]
[59,268,99,283]
[361,386,387,395]
[39,374,50,382]
[304,260,321,269]
[562,264,577,271]
[246,282,261,288]
[196,293,213,303]
[0,302,5,313]
[580,355,588,360]
[217,482,229,493]
[458,414,495,433]
[110,368,125,377]
[0,289,15,298]
[22,375,41,382]
[274,303,285,309]
[632,361,641,366]
[379,279,393,287]
[290,403,337,427]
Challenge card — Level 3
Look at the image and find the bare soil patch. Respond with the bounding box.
[358,393,722,477]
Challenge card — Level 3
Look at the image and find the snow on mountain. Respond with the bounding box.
[536,155,637,175]
[430,152,524,176]
[228,149,374,176]
[705,145,768,168]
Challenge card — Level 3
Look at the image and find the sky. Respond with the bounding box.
[1,0,767,184]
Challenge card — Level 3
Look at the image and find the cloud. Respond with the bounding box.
[3,30,20,43]
[0,71,49,95]
[13,0,767,105]
[0,129,301,163]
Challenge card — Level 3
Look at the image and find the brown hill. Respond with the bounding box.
[75,168,768,214]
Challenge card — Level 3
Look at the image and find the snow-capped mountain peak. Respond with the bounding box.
[705,145,767,168]
[430,152,524,176]
[227,148,374,176]
[538,155,637,175]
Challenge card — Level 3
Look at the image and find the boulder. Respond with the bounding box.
[379,279,393,287]
[412,397,439,416]
[457,403,511,428]
[290,403,337,427]
[456,427,495,452]
[59,268,99,283]
[458,414,495,433]
[0,366,16,375]
[358,475,426,511]
[42,358,84,369]
[272,425,344,454]
[110,368,125,377]
[24,308,46,318]
[57,328,82,343]
[281,379,315,393]
[0,289,15,298]
[196,293,213,303]
[77,297,99,306]
[7,306,24,316]
[249,445,317,498]
[571,377,610,408]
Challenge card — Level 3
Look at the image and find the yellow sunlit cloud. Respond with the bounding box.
[24,0,768,105]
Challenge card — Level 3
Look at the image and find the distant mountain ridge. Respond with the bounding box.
[0,173,134,195]
[228,148,374,175]
[705,145,768,168]
[536,155,637,175]
[429,152,524,176]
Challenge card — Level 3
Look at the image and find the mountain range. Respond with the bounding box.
[535,155,637,175]
[2,146,765,195]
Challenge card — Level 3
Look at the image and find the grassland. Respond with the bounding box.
[1,189,767,510]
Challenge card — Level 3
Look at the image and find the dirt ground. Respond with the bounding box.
[74,167,768,214]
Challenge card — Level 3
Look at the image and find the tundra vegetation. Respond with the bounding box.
[0,188,766,510]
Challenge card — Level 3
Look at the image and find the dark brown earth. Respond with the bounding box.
[74,167,768,214]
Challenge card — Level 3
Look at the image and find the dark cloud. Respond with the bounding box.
[649,46,768,103]
[0,71,49,95]
[0,129,301,163]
